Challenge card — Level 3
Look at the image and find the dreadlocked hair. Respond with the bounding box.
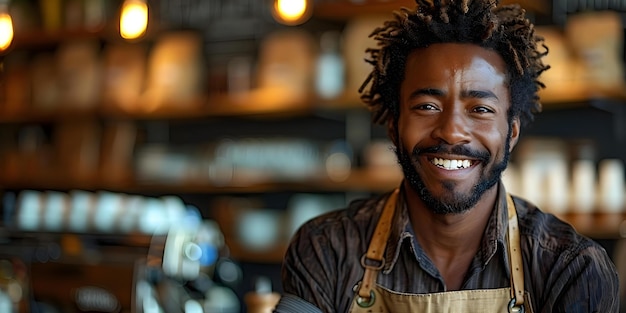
[359,0,550,127]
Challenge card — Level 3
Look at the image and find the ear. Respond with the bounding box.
[387,118,399,147]
[509,117,521,152]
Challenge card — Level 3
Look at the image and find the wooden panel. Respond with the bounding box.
[30,262,137,313]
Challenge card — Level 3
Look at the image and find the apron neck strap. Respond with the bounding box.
[357,188,399,299]
[506,194,525,308]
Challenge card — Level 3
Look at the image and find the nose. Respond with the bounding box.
[431,109,471,145]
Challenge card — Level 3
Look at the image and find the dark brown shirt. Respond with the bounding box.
[278,182,620,312]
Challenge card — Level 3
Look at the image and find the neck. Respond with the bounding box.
[405,183,497,252]
[403,182,498,289]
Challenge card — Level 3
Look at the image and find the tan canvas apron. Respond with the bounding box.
[349,189,533,313]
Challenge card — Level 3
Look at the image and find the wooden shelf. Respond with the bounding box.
[0,93,368,124]
[556,212,626,240]
[539,83,626,109]
[0,169,402,194]
[10,29,109,49]
[227,242,288,264]
[314,0,549,20]
[7,25,162,50]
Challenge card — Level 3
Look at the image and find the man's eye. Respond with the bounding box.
[412,103,438,111]
[472,106,494,113]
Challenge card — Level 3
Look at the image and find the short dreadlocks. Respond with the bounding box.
[359,0,550,127]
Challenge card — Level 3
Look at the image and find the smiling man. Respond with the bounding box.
[275,1,620,312]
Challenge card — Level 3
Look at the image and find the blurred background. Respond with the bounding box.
[0,0,624,312]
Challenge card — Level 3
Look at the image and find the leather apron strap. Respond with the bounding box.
[355,189,526,311]
[506,194,525,308]
[357,188,399,300]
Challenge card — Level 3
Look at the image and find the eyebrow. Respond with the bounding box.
[407,88,499,101]
[407,88,445,99]
[462,89,499,101]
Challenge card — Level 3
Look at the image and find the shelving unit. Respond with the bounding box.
[2,94,625,263]
[1,2,626,312]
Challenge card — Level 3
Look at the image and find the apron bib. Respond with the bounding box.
[349,189,533,313]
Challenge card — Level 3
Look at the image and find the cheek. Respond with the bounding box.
[482,123,510,157]
[397,118,424,150]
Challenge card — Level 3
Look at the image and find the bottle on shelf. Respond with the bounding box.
[315,30,345,100]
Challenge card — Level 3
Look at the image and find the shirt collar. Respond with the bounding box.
[382,181,511,274]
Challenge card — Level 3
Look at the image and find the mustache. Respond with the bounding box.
[411,144,490,163]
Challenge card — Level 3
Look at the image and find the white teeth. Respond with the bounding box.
[431,157,472,170]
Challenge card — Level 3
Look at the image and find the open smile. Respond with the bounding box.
[430,157,474,170]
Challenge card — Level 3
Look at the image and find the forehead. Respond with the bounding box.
[403,43,509,87]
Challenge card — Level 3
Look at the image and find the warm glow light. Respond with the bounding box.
[273,0,310,25]
[120,0,148,40]
[0,12,13,51]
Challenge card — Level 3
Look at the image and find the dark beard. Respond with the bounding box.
[395,129,512,215]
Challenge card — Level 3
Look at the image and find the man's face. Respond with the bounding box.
[393,43,520,215]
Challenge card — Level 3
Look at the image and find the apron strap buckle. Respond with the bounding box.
[353,283,376,308]
[508,298,525,313]
[360,253,385,270]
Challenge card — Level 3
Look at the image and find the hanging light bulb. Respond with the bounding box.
[0,3,13,51]
[272,0,311,26]
[120,0,148,40]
